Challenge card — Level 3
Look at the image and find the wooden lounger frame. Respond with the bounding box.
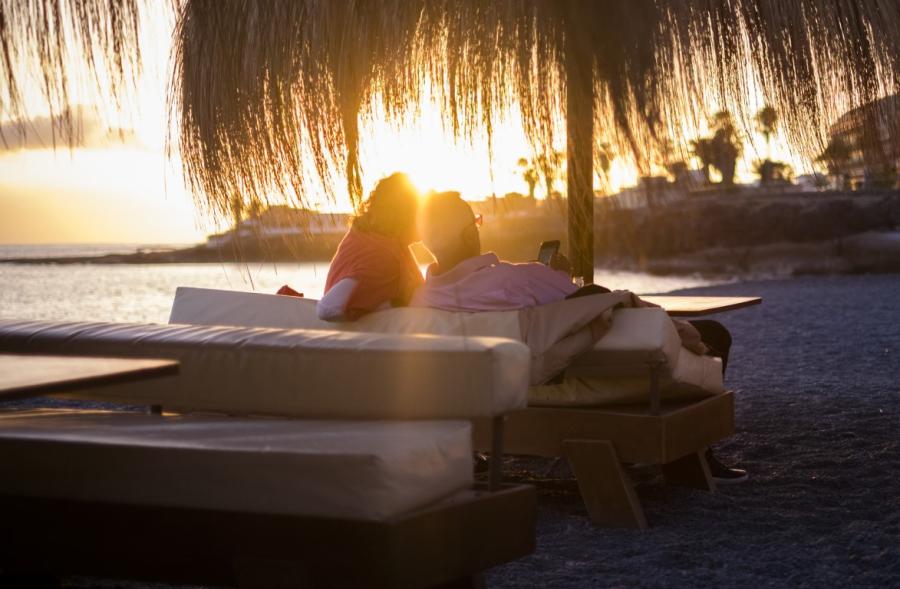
[0,482,535,589]
[474,387,735,529]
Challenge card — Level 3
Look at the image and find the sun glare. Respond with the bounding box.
[0,6,815,245]
[358,102,540,205]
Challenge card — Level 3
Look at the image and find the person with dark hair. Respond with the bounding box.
[317,173,423,321]
[412,191,747,483]
[409,191,578,311]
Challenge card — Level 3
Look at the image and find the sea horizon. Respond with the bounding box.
[0,242,732,325]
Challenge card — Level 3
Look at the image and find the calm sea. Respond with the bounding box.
[0,244,727,324]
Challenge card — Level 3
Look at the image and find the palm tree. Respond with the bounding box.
[516,157,539,201]
[710,110,743,186]
[816,137,855,189]
[596,142,615,178]
[535,151,564,200]
[690,138,715,184]
[667,160,690,185]
[754,105,779,184]
[753,159,793,184]
[755,105,778,157]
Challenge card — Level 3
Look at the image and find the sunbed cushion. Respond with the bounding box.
[170,286,521,339]
[0,320,529,419]
[564,308,683,377]
[0,410,473,522]
[528,350,723,407]
[168,287,725,406]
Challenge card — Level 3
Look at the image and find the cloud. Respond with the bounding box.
[0,107,141,151]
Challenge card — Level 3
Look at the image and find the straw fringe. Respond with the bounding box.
[0,0,142,146]
[3,1,899,223]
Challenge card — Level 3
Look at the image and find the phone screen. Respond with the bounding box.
[538,240,560,265]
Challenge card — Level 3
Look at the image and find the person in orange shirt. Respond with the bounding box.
[317,173,424,321]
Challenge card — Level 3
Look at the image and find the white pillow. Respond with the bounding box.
[316,278,360,322]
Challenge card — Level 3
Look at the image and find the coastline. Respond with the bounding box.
[606,230,900,279]
[4,191,898,279]
[4,231,900,285]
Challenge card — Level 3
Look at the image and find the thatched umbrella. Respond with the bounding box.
[3,1,899,281]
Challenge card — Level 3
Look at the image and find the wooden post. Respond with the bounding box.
[565,4,595,284]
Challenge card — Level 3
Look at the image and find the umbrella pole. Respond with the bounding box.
[565,18,595,284]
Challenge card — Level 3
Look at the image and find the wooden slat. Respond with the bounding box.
[660,392,735,463]
[473,393,735,465]
[641,296,761,316]
[0,354,178,401]
[475,406,665,462]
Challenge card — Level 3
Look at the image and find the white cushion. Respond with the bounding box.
[170,286,521,340]
[528,352,723,407]
[530,308,724,406]
[564,308,683,377]
[0,410,473,522]
[671,347,725,396]
[0,320,529,419]
[316,277,360,321]
[168,287,726,406]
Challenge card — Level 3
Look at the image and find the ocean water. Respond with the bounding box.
[0,245,727,324]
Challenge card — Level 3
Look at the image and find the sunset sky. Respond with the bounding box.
[0,13,806,246]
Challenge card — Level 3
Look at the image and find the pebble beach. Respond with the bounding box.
[490,274,900,588]
[10,273,900,588]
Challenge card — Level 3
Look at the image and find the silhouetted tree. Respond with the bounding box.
[597,142,615,177]
[690,137,715,183]
[595,142,616,194]
[755,105,778,156]
[230,195,244,230]
[753,159,793,184]
[816,137,854,189]
[536,151,564,199]
[516,157,539,201]
[709,110,743,186]
[667,160,690,184]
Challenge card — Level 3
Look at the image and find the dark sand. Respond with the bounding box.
[489,274,900,588]
[17,275,900,588]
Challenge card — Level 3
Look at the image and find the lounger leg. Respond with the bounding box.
[562,439,648,529]
[662,449,716,492]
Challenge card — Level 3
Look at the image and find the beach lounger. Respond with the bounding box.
[165,287,737,528]
[0,320,535,588]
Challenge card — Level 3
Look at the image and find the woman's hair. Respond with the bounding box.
[352,172,419,239]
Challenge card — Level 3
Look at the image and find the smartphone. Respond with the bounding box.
[537,240,561,266]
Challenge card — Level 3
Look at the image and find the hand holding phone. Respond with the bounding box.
[537,240,560,266]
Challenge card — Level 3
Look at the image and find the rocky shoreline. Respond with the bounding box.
[4,191,899,281]
[602,231,900,279]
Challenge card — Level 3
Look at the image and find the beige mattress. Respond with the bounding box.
[0,319,529,419]
[168,287,726,407]
[0,410,474,522]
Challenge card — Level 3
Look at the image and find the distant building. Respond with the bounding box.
[794,173,830,191]
[469,192,538,218]
[603,176,686,210]
[829,94,900,189]
[206,206,350,248]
